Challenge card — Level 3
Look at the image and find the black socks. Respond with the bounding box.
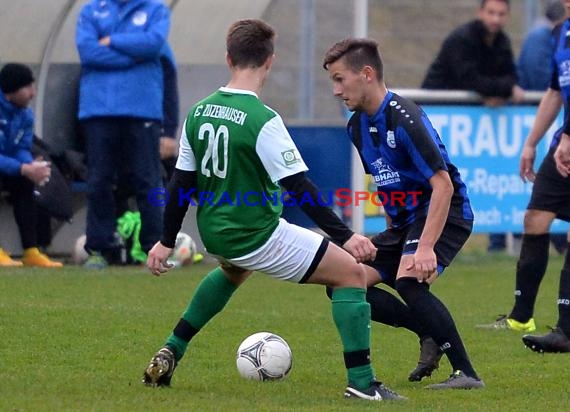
[365,287,428,337]
[557,268,570,336]
[396,277,478,379]
[509,234,550,322]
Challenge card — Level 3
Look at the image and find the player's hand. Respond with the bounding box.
[519,145,536,182]
[554,134,570,177]
[342,233,377,263]
[406,246,437,282]
[147,241,174,276]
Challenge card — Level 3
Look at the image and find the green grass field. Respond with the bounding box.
[1,251,567,411]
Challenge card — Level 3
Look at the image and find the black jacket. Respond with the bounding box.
[421,20,517,98]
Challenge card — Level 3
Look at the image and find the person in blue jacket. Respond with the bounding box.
[517,0,566,91]
[0,63,63,267]
[75,0,170,269]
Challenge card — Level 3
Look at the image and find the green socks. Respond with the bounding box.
[166,267,237,360]
[163,269,375,391]
[332,287,375,391]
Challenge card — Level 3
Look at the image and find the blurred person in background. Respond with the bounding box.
[518,0,566,91]
[114,41,181,265]
[0,63,63,268]
[75,0,170,269]
[422,0,524,106]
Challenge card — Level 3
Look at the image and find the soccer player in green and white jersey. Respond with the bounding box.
[142,19,405,401]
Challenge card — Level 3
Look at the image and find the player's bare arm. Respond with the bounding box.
[520,88,562,182]
[407,170,452,280]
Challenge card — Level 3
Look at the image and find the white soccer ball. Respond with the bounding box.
[72,234,89,265]
[168,232,197,267]
[236,332,292,381]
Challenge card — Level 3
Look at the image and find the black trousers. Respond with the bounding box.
[1,174,51,249]
[80,117,163,253]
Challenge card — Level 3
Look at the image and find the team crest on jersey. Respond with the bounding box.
[370,158,400,186]
[281,149,301,166]
[386,130,396,148]
[132,11,148,26]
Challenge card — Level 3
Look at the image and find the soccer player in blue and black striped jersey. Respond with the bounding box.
[323,38,483,389]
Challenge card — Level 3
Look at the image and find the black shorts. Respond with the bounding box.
[528,147,570,221]
[366,217,473,287]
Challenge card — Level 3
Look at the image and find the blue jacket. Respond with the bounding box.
[517,24,555,91]
[0,93,34,176]
[76,0,170,120]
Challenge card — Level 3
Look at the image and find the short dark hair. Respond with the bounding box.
[226,19,275,69]
[322,38,384,81]
[480,0,510,8]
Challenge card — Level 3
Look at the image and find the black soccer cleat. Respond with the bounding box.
[408,336,443,382]
[344,381,407,401]
[522,327,570,353]
[143,347,177,387]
